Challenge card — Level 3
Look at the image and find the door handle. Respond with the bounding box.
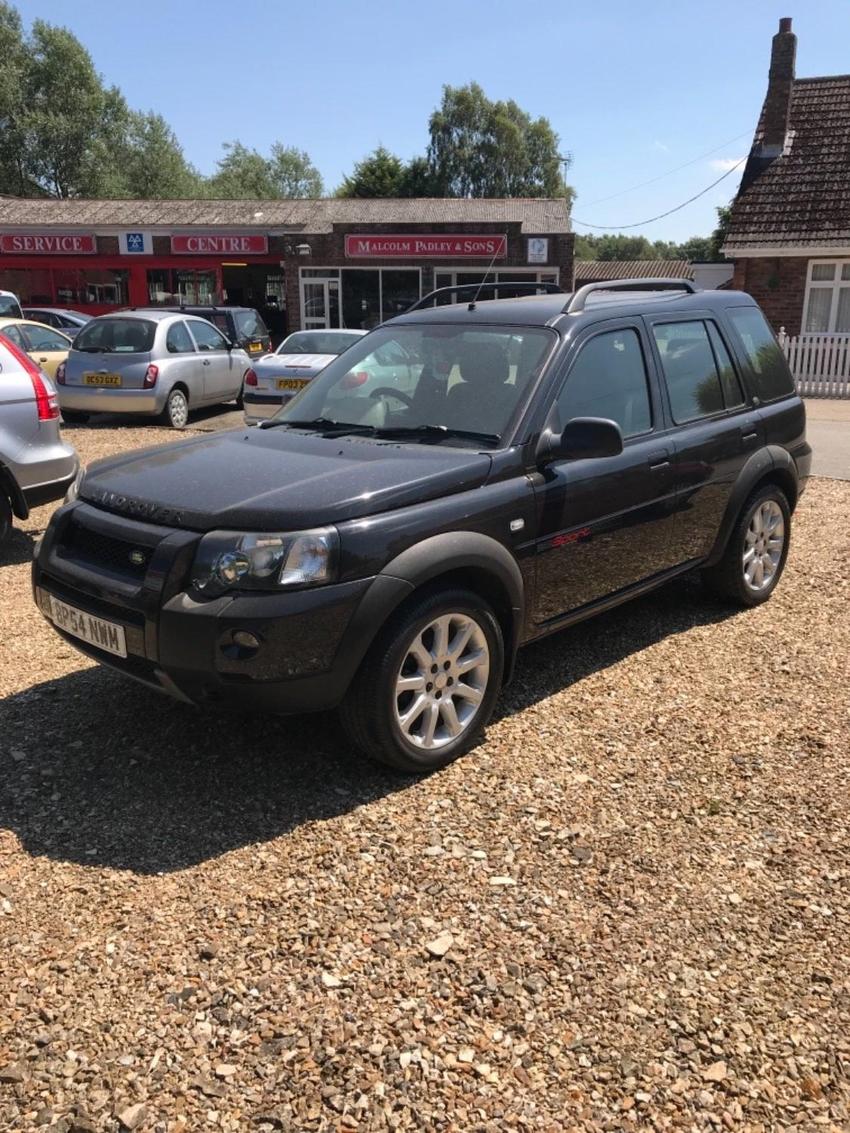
[38,356,48,362]
[202,359,211,366]
[740,430,758,446]
[648,450,671,471]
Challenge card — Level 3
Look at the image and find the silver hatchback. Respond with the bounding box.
[57,310,252,429]
[0,331,78,546]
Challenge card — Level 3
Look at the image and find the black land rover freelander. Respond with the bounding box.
[34,280,811,772]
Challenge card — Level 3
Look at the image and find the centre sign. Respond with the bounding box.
[345,234,507,259]
[170,234,269,255]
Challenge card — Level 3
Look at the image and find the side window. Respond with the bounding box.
[726,306,795,401]
[557,328,652,438]
[652,320,724,423]
[166,321,196,354]
[188,319,228,352]
[706,322,744,408]
[1,324,27,349]
[26,326,70,351]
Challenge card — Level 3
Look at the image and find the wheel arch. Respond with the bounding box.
[0,460,28,520]
[705,446,799,567]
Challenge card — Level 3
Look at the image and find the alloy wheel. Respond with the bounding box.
[743,499,785,591]
[393,613,490,750]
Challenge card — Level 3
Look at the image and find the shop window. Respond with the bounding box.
[53,268,127,306]
[381,270,420,320]
[0,268,53,304]
[342,270,380,330]
[147,269,218,306]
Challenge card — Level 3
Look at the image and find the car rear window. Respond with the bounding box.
[280,332,362,355]
[0,294,23,318]
[727,307,795,401]
[74,318,156,354]
[235,310,267,338]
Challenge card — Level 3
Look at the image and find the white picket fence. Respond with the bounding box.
[777,328,850,398]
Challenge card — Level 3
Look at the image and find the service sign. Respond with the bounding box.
[345,234,507,259]
[171,234,268,255]
[0,233,96,254]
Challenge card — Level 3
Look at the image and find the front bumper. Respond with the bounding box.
[58,387,163,415]
[32,501,409,713]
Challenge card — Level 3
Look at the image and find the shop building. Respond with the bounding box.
[0,197,572,336]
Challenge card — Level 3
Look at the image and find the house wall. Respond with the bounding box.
[732,256,809,335]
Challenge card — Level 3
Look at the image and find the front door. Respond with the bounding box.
[186,318,238,401]
[301,278,341,329]
[532,320,682,624]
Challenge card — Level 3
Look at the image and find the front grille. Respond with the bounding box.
[39,571,146,629]
[59,523,153,578]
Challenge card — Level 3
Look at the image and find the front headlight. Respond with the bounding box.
[64,465,84,504]
[191,526,339,596]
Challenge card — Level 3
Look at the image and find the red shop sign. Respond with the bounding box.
[1,232,96,254]
[345,233,507,259]
[171,234,268,255]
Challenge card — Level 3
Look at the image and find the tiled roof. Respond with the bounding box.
[573,259,692,282]
[726,75,850,250]
[0,196,571,234]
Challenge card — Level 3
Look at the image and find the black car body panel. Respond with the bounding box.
[33,286,809,716]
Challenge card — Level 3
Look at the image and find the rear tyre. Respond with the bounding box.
[61,410,89,424]
[702,484,791,607]
[0,492,11,546]
[340,588,504,773]
[162,387,189,430]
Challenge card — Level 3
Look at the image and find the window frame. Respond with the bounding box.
[550,318,657,442]
[802,259,850,334]
[648,316,748,425]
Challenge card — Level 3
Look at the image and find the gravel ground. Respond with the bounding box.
[1,422,849,1132]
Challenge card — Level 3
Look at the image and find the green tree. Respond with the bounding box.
[710,204,732,260]
[337,146,405,197]
[426,82,573,200]
[115,112,202,198]
[207,140,322,198]
[0,3,32,195]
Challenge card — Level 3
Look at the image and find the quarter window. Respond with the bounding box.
[0,324,27,349]
[557,328,652,438]
[726,307,795,401]
[652,321,725,423]
[188,319,228,352]
[166,321,196,354]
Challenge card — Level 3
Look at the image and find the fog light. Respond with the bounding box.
[232,630,261,649]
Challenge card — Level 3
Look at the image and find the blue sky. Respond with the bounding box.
[16,0,849,242]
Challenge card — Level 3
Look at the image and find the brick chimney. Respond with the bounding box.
[740,17,797,191]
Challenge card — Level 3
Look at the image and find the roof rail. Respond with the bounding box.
[405,280,565,313]
[565,277,698,315]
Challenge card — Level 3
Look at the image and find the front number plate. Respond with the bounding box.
[276,378,308,391]
[40,591,127,658]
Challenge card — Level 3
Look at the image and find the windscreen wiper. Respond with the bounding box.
[374,424,501,445]
[259,417,376,436]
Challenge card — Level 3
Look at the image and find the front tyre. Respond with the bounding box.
[162,387,189,430]
[702,484,791,607]
[341,588,504,773]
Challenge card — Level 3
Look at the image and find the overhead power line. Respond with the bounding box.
[579,130,752,207]
[571,157,746,231]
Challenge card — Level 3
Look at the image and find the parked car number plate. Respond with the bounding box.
[83,373,122,386]
[277,378,308,391]
[39,590,127,658]
[249,343,263,353]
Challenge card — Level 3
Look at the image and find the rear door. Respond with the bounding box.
[531,318,682,623]
[186,318,239,401]
[645,314,760,561]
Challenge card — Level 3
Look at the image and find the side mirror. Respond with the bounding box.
[539,417,624,464]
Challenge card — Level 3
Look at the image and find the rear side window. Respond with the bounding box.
[0,294,22,318]
[727,307,795,401]
[188,319,229,352]
[74,318,155,354]
[653,321,725,423]
[166,321,195,354]
[558,328,652,438]
[235,310,266,338]
[25,325,70,352]
[1,324,27,349]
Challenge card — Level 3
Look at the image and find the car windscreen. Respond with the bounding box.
[279,332,362,355]
[271,324,556,445]
[73,318,156,354]
[0,295,23,318]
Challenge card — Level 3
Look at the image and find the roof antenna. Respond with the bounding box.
[468,238,505,310]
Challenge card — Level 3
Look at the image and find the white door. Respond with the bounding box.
[301,278,341,329]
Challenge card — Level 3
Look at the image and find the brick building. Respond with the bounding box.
[0,197,573,336]
[724,18,850,335]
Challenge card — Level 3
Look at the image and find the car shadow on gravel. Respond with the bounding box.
[0,575,736,876]
[0,526,40,568]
